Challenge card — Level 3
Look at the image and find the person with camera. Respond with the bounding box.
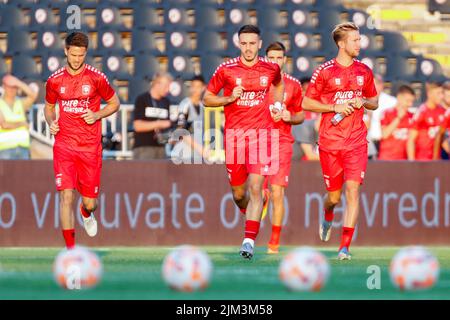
[133,72,173,160]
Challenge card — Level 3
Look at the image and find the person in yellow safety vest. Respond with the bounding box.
[0,74,38,159]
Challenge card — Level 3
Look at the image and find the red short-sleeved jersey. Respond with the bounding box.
[45,64,115,152]
[440,108,450,130]
[378,107,414,160]
[306,59,377,151]
[411,103,446,160]
[271,73,303,143]
[206,56,282,131]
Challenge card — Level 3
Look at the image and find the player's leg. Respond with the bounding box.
[318,148,344,242]
[54,145,77,249]
[76,149,101,237]
[239,173,266,259]
[79,196,98,237]
[60,189,76,249]
[338,144,368,260]
[267,183,284,254]
[231,183,249,215]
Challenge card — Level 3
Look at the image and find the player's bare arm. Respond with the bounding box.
[44,102,59,135]
[381,112,404,139]
[81,94,120,125]
[354,96,378,111]
[203,87,244,107]
[282,110,305,125]
[302,96,355,116]
[407,128,418,160]
[433,126,446,160]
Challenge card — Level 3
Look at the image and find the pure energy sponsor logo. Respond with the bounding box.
[60,98,90,113]
[236,90,267,107]
[333,90,362,104]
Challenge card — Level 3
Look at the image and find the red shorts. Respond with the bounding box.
[224,129,279,186]
[53,144,102,198]
[268,140,292,187]
[318,144,368,192]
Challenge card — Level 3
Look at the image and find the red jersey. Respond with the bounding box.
[206,56,282,131]
[270,73,303,143]
[45,64,115,152]
[411,103,446,160]
[305,59,377,151]
[378,107,414,160]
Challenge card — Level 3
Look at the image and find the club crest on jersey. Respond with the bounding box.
[357,76,364,86]
[60,86,65,94]
[82,84,91,95]
[335,78,341,85]
[260,76,268,87]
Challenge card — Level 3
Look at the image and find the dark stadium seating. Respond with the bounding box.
[0,0,447,105]
[428,0,450,14]
[128,77,149,104]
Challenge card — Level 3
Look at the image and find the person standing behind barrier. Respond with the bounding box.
[0,74,38,159]
[133,72,173,160]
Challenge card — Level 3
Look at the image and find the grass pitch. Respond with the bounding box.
[0,246,449,300]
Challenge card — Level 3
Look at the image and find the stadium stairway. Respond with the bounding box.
[342,0,450,77]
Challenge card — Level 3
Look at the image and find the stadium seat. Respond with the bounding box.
[225,31,241,57]
[346,9,372,30]
[428,0,450,14]
[287,8,317,30]
[6,30,33,55]
[415,56,446,81]
[285,0,314,9]
[261,31,283,49]
[132,4,162,30]
[0,5,27,32]
[11,55,39,79]
[163,6,192,29]
[168,55,196,80]
[133,54,161,79]
[101,55,132,81]
[223,7,252,32]
[379,31,410,55]
[24,79,46,103]
[196,31,225,54]
[36,31,64,54]
[131,30,163,55]
[0,53,7,78]
[194,6,223,29]
[5,0,39,9]
[165,31,195,54]
[256,7,286,30]
[96,5,126,31]
[317,7,342,33]
[314,0,342,8]
[29,6,58,31]
[200,55,225,80]
[41,54,66,79]
[128,77,149,104]
[168,78,189,104]
[291,55,323,78]
[97,30,127,55]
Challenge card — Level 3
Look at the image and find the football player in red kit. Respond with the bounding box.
[44,32,120,249]
[203,25,284,259]
[265,42,305,254]
[302,22,378,260]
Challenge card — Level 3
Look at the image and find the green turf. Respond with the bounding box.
[0,246,449,300]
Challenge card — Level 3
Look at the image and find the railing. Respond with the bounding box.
[29,103,225,160]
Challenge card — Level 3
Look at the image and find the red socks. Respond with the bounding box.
[339,227,355,251]
[324,208,334,222]
[80,204,91,218]
[244,220,260,241]
[62,229,75,249]
[269,225,282,246]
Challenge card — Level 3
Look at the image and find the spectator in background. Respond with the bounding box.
[378,85,415,160]
[0,74,38,159]
[299,77,318,121]
[173,75,207,161]
[367,74,397,152]
[132,72,173,160]
[433,108,450,160]
[443,81,450,109]
[292,115,320,161]
[407,81,446,160]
